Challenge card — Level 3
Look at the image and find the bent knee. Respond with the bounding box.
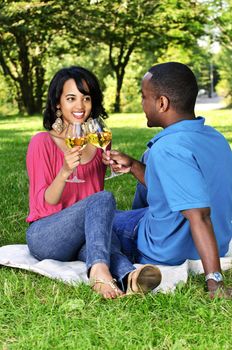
[90,191,116,208]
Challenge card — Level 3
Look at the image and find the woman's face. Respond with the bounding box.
[57,78,92,126]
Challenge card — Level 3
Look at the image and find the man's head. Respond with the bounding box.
[141,62,198,127]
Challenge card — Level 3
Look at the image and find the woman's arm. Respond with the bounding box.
[44,146,82,205]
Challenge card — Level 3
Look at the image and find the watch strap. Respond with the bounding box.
[205,272,223,282]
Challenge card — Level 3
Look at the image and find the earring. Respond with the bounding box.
[52,109,64,134]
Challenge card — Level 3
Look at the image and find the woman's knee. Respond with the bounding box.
[88,191,116,209]
[101,191,115,205]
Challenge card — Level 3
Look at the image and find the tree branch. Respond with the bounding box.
[0,51,19,82]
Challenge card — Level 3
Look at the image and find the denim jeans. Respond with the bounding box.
[132,182,148,209]
[26,191,135,288]
[132,149,149,209]
[113,208,148,263]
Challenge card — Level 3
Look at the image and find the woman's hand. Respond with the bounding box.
[45,146,83,205]
[61,146,82,178]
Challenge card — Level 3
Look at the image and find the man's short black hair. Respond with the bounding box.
[148,62,198,114]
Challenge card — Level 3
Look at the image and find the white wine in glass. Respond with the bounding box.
[86,117,123,180]
[65,122,87,183]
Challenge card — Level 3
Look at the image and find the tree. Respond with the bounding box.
[0,0,211,115]
[66,0,209,112]
[213,0,232,103]
[0,1,66,115]
[156,42,213,95]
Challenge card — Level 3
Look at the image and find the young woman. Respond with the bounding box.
[26,66,161,298]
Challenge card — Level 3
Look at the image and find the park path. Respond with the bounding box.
[195,94,225,112]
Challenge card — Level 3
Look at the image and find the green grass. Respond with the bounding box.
[0,109,232,350]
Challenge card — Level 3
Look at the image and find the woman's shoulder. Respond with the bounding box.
[30,131,50,142]
[28,131,53,151]
[29,131,52,145]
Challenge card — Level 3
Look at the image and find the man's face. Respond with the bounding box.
[141,72,160,128]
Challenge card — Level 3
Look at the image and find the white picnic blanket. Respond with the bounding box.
[0,242,231,293]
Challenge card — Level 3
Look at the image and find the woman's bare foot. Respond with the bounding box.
[89,263,124,299]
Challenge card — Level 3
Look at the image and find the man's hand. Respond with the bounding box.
[102,150,146,184]
[102,150,134,174]
[207,280,232,299]
[182,207,232,299]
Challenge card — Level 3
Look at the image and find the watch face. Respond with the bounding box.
[206,272,223,283]
[214,272,222,282]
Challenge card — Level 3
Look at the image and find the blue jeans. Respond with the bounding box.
[26,191,135,288]
[132,149,149,209]
[113,208,148,263]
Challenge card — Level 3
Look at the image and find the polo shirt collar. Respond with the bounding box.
[147,116,205,148]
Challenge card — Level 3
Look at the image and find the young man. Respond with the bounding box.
[103,62,232,297]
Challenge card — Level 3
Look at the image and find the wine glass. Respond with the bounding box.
[86,117,123,180]
[65,122,88,183]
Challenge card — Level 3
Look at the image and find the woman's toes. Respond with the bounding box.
[89,263,123,299]
[104,291,115,299]
[91,279,123,299]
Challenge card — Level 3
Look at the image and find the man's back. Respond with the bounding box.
[137,117,232,265]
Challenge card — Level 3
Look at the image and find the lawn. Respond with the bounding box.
[0,109,232,350]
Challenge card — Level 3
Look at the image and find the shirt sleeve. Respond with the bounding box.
[26,134,62,221]
[150,145,210,212]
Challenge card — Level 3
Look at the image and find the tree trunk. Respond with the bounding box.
[11,33,44,115]
[114,70,124,113]
[34,64,45,114]
[109,39,136,113]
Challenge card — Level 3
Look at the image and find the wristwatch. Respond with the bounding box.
[205,272,223,283]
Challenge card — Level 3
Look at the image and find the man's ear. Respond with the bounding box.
[159,96,169,112]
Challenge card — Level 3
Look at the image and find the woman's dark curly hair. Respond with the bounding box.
[43,66,108,130]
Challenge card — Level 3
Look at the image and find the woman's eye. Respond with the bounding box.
[83,96,91,102]
[67,97,74,101]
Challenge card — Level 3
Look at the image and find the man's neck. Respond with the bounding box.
[163,112,196,128]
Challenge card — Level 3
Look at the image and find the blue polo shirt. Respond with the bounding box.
[137,117,232,265]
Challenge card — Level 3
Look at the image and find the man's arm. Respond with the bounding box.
[181,207,231,298]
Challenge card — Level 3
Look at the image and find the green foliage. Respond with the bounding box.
[66,0,208,112]
[1,0,232,114]
[0,1,69,114]
[0,0,210,115]
[216,48,232,105]
[215,0,232,48]
[104,54,145,113]
[156,43,214,94]
[214,0,232,104]
[0,76,18,112]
